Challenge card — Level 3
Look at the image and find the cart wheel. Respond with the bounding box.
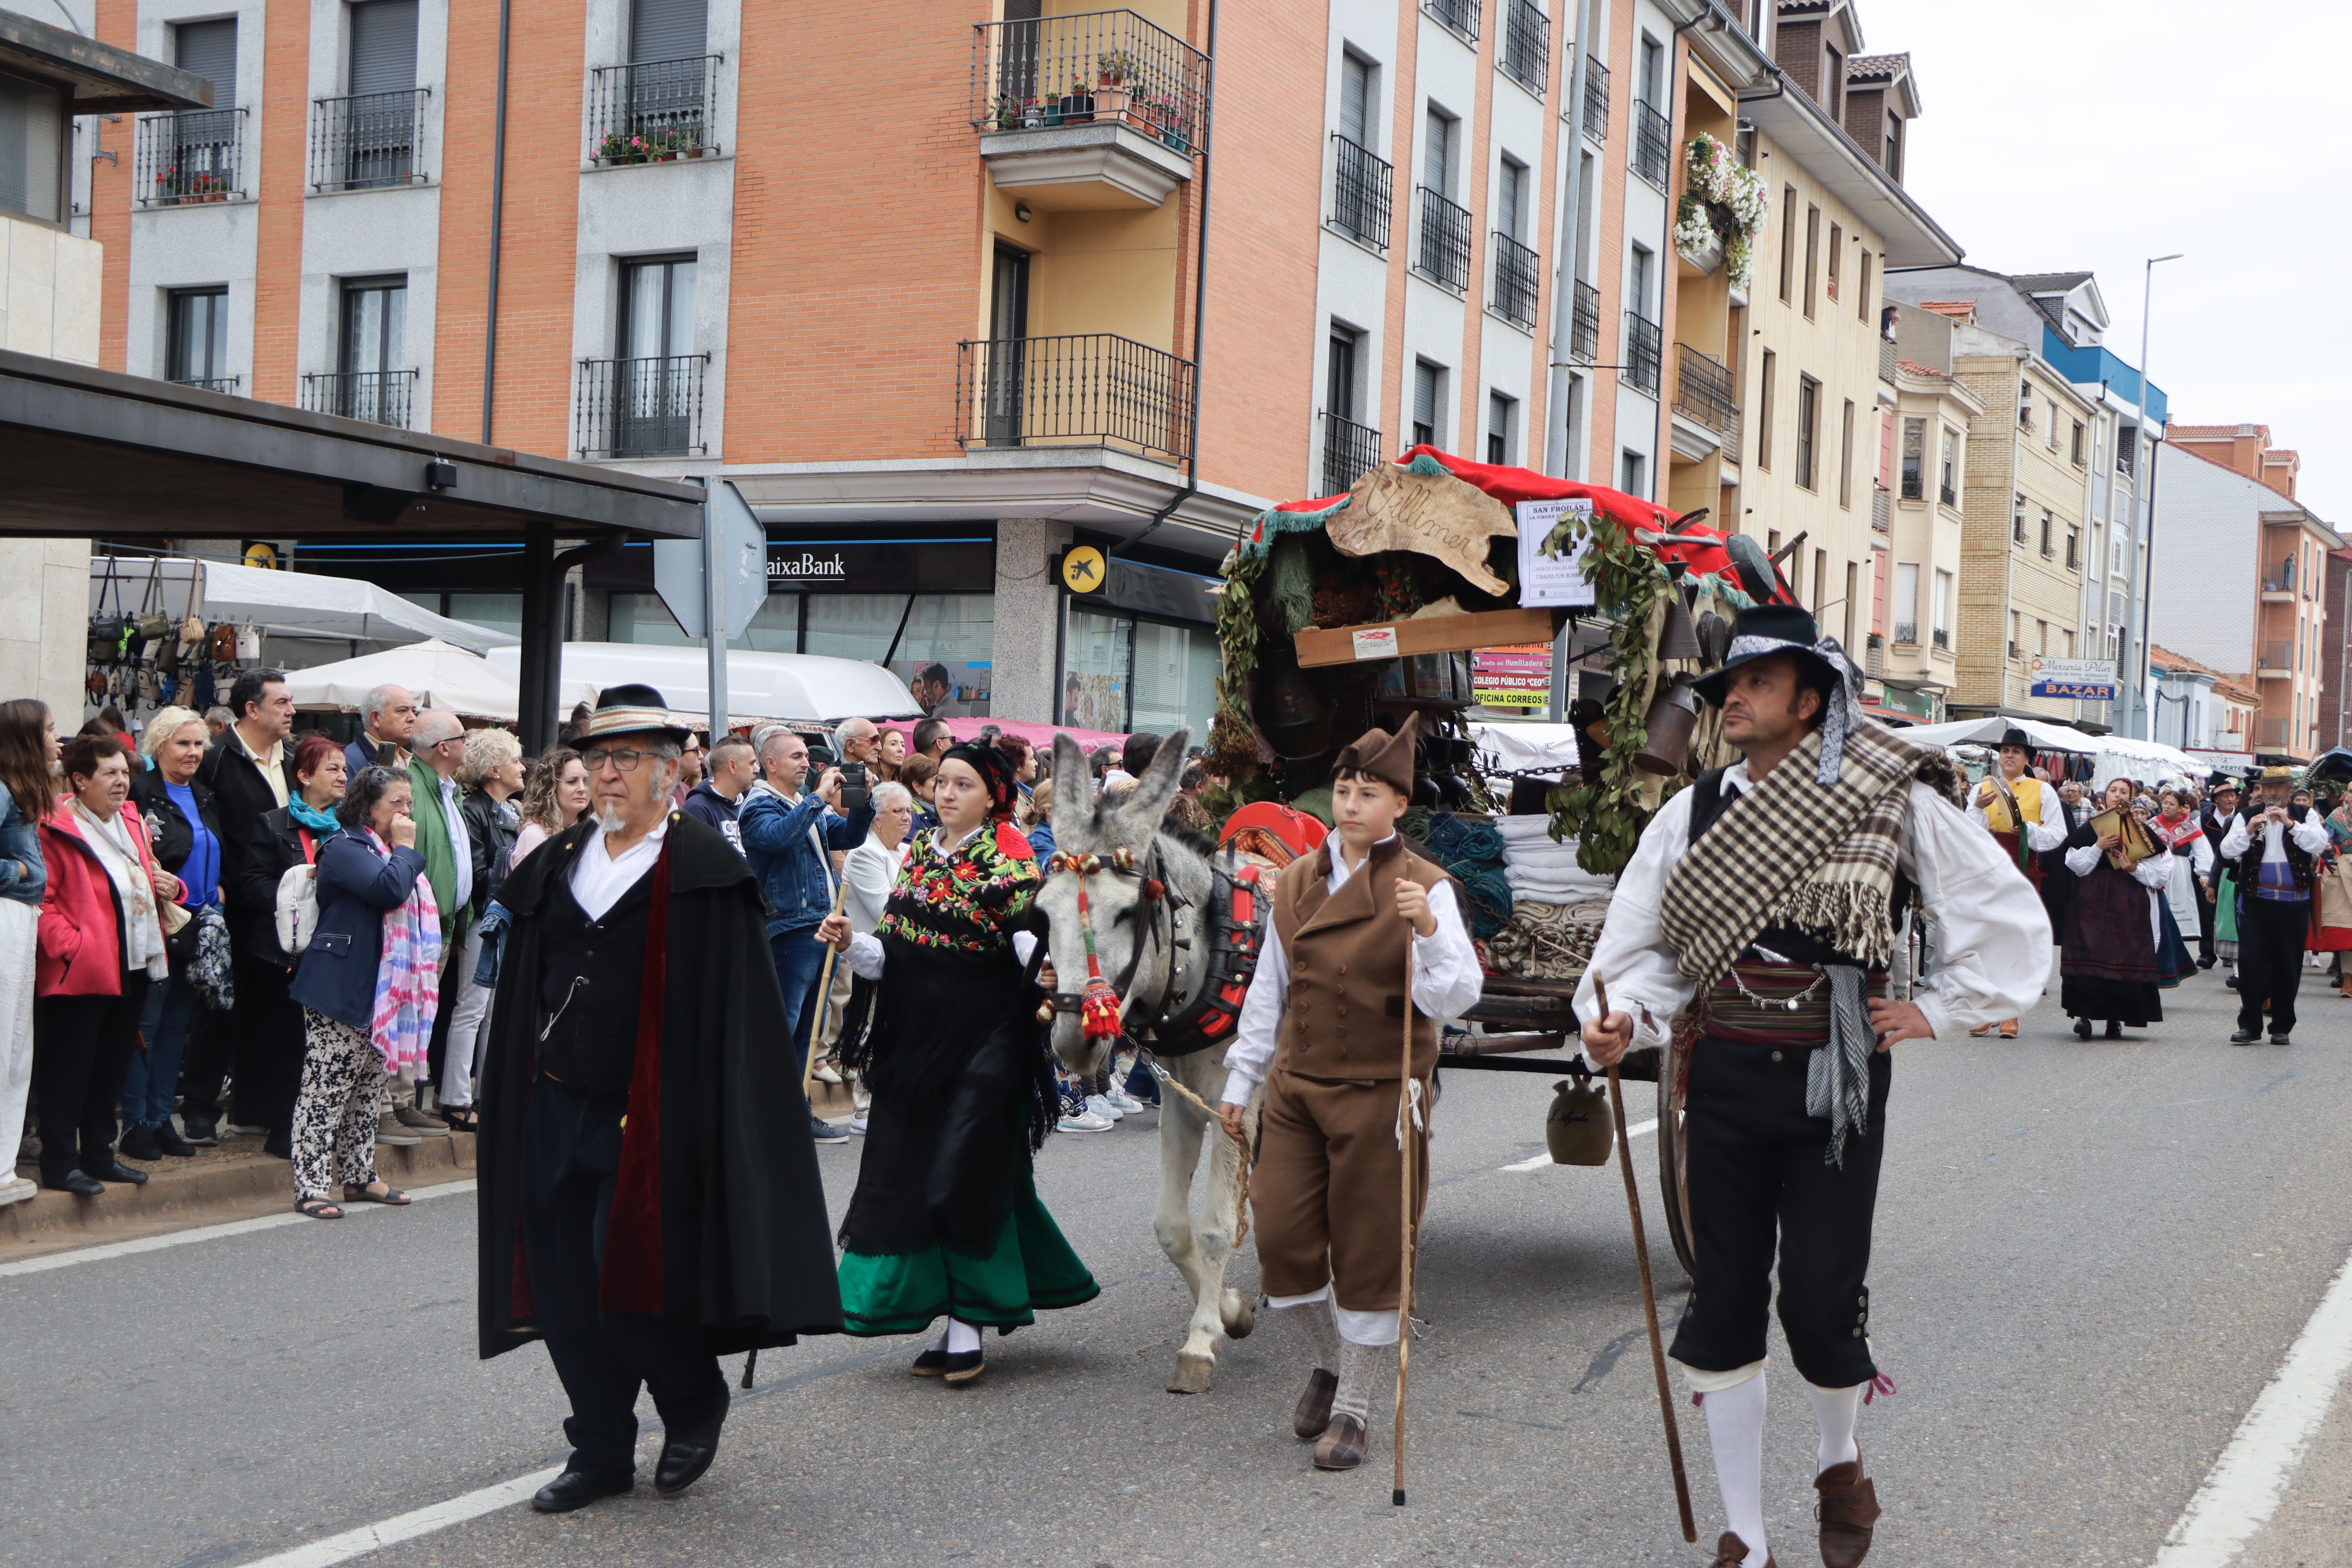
[1656,1036,1695,1279]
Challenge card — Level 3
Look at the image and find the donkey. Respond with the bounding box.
[1035,727,1265,1394]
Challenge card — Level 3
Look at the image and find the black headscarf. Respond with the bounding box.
[942,740,1018,820]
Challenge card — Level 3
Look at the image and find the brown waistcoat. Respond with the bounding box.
[1271,835,1449,1080]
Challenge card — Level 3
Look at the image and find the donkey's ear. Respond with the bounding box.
[1118,725,1191,829]
[1052,731,1093,830]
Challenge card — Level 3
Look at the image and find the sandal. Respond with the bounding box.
[439,1107,480,1133]
[295,1195,344,1220]
[342,1181,411,1206]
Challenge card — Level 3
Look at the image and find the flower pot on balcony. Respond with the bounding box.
[1059,93,1094,123]
[1095,85,1131,123]
[1676,227,1724,277]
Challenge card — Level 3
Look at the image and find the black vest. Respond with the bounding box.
[1686,767,1912,968]
[537,863,656,1093]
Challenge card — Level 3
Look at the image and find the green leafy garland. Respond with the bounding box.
[1540,512,1676,877]
[1208,543,1268,778]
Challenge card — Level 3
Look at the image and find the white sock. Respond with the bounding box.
[1700,1371,1769,1567]
[945,1318,981,1355]
[1330,1337,1388,1425]
[1278,1296,1341,1374]
[1806,1380,1864,1473]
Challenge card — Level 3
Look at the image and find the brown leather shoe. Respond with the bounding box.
[1312,1412,1367,1470]
[1814,1458,1881,1566]
[1706,1532,1775,1567]
[1292,1367,1338,1440]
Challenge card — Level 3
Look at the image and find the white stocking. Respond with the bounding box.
[1272,1293,1341,1374]
[1805,1380,1863,1473]
[1700,1371,1768,1567]
[945,1319,982,1355]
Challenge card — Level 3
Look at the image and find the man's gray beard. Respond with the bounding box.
[595,759,678,834]
[596,802,625,834]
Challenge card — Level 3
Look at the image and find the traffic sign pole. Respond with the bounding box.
[704,483,728,740]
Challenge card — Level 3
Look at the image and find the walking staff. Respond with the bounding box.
[1576,606,2049,1568]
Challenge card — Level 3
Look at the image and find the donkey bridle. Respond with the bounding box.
[1034,842,1180,1032]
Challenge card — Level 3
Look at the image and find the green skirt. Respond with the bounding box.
[837,1160,1099,1336]
[2216,868,2239,943]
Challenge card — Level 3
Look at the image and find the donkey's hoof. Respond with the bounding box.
[1222,1296,1257,1341]
[1167,1352,1216,1394]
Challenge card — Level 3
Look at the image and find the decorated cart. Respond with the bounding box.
[1203,446,1802,1276]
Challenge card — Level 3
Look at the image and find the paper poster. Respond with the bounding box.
[1350,625,1400,661]
[1473,643,1553,711]
[1515,497,1597,608]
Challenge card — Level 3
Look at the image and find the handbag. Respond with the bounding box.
[275,861,320,956]
[87,557,127,663]
[185,904,236,1010]
[134,558,171,652]
[207,622,238,663]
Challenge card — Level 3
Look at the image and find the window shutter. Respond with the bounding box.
[631,0,708,66]
[0,71,63,223]
[174,19,238,110]
[1340,55,1370,148]
[1499,159,1524,240]
[1414,363,1438,432]
[1423,110,1450,195]
[347,0,418,96]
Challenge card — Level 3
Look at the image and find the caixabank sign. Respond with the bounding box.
[767,550,850,583]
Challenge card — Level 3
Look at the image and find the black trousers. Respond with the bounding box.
[520,1074,728,1479]
[33,978,150,1183]
[2235,896,2309,1037]
[2194,881,2218,966]
[175,951,301,1139]
[1668,1036,1890,1390]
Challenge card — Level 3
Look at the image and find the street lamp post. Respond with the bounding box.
[2128,252,2183,739]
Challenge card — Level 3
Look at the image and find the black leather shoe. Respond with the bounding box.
[117,1123,161,1161]
[2229,1029,2261,1045]
[2104,1020,2124,1040]
[2271,1033,2292,1046]
[2073,1017,2092,1039]
[530,1468,632,1513]
[52,1169,104,1196]
[911,1347,948,1377]
[654,1397,728,1497]
[179,1116,219,1146]
[87,1160,149,1185]
[152,1121,196,1157]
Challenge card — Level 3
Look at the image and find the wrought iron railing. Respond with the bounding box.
[134,107,247,205]
[969,8,1207,158]
[1425,0,1480,45]
[300,368,418,426]
[1330,134,1392,250]
[174,375,241,394]
[575,354,710,458]
[309,88,429,191]
[1321,411,1384,498]
[1624,311,1661,394]
[1932,627,1950,650]
[1940,481,1957,507]
[1672,342,1737,438]
[1501,0,1548,95]
[1569,279,1600,362]
[587,54,722,162]
[1490,230,1541,328]
[957,333,1195,462]
[1893,621,1917,645]
[1415,186,1471,294]
[1632,101,1671,190]
[1581,56,1609,141]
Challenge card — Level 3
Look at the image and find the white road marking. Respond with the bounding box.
[1503,1118,1658,1171]
[0,1179,477,1279]
[2154,1247,2352,1567]
[234,1464,566,1568]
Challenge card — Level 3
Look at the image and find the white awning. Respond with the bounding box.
[87,555,518,655]
[281,639,595,722]
[484,642,927,726]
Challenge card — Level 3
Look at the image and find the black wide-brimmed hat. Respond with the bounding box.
[1997,727,2033,752]
[579,683,692,745]
[1690,604,1847,708]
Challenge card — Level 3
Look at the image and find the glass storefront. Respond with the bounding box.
[612,590,997,717]
[1061,609,1218,738]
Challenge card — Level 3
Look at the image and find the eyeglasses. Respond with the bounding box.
[582,746,650,772]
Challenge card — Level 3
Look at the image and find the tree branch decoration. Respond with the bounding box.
[1539,510,1676,877]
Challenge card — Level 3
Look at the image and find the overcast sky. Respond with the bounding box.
[1869,0,2348,524]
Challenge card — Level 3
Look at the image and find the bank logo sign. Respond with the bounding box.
[2027,655,2120,701]
[768,550,848,582]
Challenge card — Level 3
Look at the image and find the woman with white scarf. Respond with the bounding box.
[34,735,176,1194]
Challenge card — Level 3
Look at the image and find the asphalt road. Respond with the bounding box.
[7,959,2350,1568]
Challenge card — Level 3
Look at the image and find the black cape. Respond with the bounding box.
[475,811,844,1359]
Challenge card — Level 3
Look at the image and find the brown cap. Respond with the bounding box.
[1333,713,1419,797]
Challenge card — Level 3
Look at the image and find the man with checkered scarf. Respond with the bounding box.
[1577,604,2050,1568]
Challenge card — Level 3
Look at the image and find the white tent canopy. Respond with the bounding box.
[283,639,595,723]
[486,642,926,727]
[88,555,518,655]
[1896,715,2205,787]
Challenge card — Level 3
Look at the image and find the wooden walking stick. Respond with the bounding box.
[1394,923,1418,1508]
[1593,973,1697,1543]
[803,873,853,1099]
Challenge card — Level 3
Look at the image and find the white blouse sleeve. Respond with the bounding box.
[1902,782,2055,1038]
[1412,882,1485,1023]
[2131,850,2176,889]
[2025,784,2068,852]
[1573,788,1701,1052]
[2065,843,2104,878]
[845,931,885,980]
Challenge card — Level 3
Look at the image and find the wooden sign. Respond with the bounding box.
[1330,461,1517,596]
[1294,606,1564,668]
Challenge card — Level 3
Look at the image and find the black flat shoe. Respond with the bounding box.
[530,1468,632,1513]
[942,1349,985,1385]
[152,1121,196,1157]
[2271,1033,2292,1046]
[2104,1020,2124,1040]
[178,1116,218,1146]
[911,1348,948,1377]
[52,1169,104,1196]
[655,1397,728,1496]
[2230,1029,2261,1045]
[2073,1018,2092,1039]
[117,1123,161,1161]
[87,1160,149,1185]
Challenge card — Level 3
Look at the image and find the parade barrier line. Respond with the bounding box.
[0,1180,478,1279]
[2154,1245,2352,1568]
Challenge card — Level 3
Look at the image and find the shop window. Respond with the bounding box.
[609,590,997,715]
[1062,610,1219,737]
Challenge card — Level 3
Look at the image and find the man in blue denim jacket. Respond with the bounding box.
[739,727,873,1142]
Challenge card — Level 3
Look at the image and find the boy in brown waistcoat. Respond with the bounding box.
[1217,717,1484,1472]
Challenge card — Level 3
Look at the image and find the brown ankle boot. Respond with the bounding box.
[1814,1457,1881,1566]
[1291,1368,1338,1440]
[1312,1412,1367,1470]
[1705,1532,1776,1567]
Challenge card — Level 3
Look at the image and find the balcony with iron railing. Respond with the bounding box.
[1624,311,1661,395]
[1329,134,1393,252]
[1632,101,1671,190]
[174,375,241,395]
[957,333,1195,464]
[575,354,711,459]
[1321,411,1384,498]
[300,369,417,427]
[1580,55,1609,142]
[134,108,247,206]
[1414,186,1472,294]
[2258,640,2295,676]
[1671,342,1737,442]
[969,9,1205,209]
[1425,0,1480,45]
[1892,621,1917,645]
[1490,231,1540,329]
[1939,481,1958,507]
[1569,279,1599,363]
[1500,0,1548,96]
[586,54,722,163]
[309,89,429,191]
[1933,627,1950,650]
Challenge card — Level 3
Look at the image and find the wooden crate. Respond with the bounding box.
[1292,605,1565,668]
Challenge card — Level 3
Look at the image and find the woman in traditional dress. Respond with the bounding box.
[2146,791,2202,989]
[818,742,1097,1383]
[2061,778,2176,1039]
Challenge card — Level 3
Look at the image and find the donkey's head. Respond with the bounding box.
[1036,726,1192,1076]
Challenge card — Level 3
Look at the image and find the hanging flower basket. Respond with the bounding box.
[1673,132,1768,292]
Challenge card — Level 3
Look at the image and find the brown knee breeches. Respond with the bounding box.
[1252,1066,1429,1313]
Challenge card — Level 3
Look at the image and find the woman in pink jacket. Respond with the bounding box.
[35,733,177,1194]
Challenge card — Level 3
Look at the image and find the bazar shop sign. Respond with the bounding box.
[2027,656,2119,701]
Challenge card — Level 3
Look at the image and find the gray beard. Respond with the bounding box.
[596,803,626,834]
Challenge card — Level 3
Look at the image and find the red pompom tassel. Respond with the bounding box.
[1080,978,1123,1040]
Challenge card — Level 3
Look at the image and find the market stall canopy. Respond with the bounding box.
[1900,715,2203,786]
[1467,721,1583,773]
[282,639,594,723]
[88,555,517,655]
[484,642,926,727]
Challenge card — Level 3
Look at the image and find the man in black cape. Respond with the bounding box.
[475,685,842,1512]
